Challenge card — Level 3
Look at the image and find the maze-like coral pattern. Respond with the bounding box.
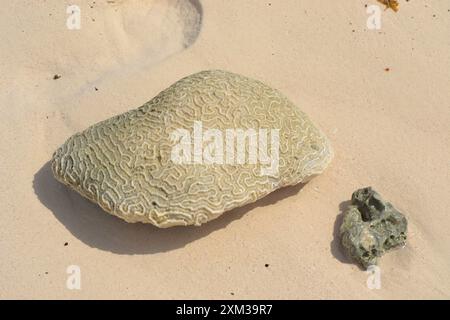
[51,70,333,227]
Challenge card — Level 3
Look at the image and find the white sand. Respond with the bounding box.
[1,0,449,299]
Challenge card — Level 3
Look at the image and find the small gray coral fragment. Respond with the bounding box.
[51,70,333,228]
[340,187,407,269]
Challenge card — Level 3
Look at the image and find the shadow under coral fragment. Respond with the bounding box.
[33,161,304,255]
[330,200,355,265]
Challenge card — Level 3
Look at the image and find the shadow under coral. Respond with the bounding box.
[33,162,304,255]
[329,200,355,266]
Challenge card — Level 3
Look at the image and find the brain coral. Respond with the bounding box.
[51,70,333,227]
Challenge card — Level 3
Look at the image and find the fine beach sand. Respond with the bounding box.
[1,0,449,299]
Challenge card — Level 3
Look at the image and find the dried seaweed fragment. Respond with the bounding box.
[377,0,399,12]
